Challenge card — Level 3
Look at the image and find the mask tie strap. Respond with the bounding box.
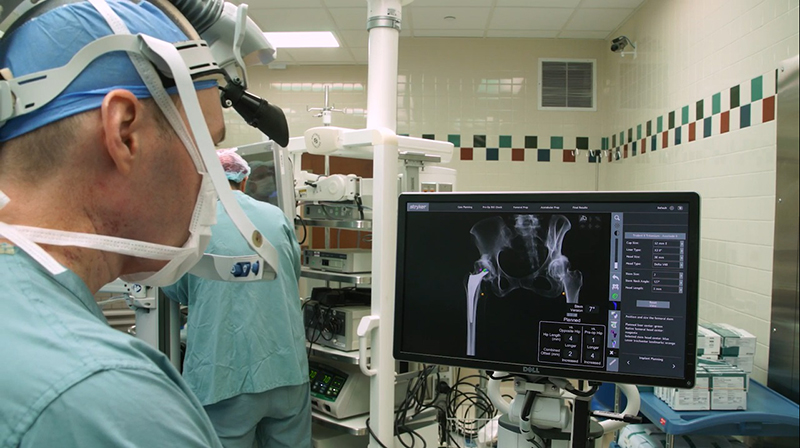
[0,222,66,275]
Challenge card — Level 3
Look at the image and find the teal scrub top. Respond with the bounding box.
[0,244,222,448]
[162,192,308,407]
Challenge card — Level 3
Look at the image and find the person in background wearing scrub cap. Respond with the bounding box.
[0,1,225,446]
[162,148,311,448]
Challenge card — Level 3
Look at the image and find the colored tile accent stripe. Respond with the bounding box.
[537,149,550,162]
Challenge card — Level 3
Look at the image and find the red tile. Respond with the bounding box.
[641,138,647,153]
[563,149,576,162]
[688,122,696,142]
[460,148,473,161]
[624,144,628,158]
[512,148,524,161]
[608,150,613,163]
[763,96,775,122]
[721,111,730,134]
[662,131,668,148]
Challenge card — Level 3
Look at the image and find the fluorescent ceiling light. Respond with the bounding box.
[263,32,339,49]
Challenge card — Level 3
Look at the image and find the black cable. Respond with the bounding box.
[296,214,308,245]
[365,418,391,448]
[355,195,365,220]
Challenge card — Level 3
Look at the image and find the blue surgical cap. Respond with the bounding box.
[0,0,216,142]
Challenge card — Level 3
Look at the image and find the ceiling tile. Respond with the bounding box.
[489,7,573,30]
[408,0,494,5]
[286,47,357,64]
[412,29,485,37]
[350,47,369,63]
[248,9,335,32]
[337,30,370,48]
[557,30,612,39]
[244,0,321,8]
[323,0,368,6]
[329,7,370,30]
[410,7,490,29]
[579,0,645,8]
[486,30,559,38]
[565,8,634,31]
[495,0,580,7]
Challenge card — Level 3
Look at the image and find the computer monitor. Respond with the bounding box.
[394,192,700,388]
[237,141,296,220]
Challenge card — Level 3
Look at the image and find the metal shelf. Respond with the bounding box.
[312,411,368,436]
[306,342,367,365]
[297,218,372,230]
[300,267,372,285]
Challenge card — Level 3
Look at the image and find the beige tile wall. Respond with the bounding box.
[218,0,799,383]
[597,0,799,383]
[220,38,606,193]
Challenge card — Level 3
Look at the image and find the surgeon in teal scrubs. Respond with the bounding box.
[162,148,311,448]
[0,1,228,447]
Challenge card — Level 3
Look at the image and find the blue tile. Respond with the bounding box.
[537,149,550,162]
[651,135,657,152]
[703,117,712,138]
[741,104,751,128]
[589,152,599,164]
[632,141,638,156]
[486,148,499,161]
[675,127,682,145]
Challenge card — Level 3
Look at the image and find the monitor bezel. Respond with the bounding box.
[393,191,700,388]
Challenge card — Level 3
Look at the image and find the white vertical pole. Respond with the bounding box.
[365,1,407,446]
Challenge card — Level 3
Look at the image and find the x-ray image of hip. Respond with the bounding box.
[465,214,583,356]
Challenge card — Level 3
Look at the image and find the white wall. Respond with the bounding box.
[598,0,799,383]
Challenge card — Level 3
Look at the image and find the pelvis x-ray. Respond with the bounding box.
[465,214,583,356]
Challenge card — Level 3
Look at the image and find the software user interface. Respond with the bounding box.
[398,198,692,380]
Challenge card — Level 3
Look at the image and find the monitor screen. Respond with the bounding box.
[394,192,700,388]
[237,141,296,220]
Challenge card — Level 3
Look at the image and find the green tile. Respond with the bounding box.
[524,136,538,148]
[751,75,763,102]
[499,135,512,148]
[657,116,664,133]
[619,132,624,144]
[731,85,740,108]
[447,134,461,147]
[637,124,642,140]
[712,93,721,115]
[668,111,675,129]
[696,100,704,120]
[646,120,652,137]
[550,136,564,150]
[576,137,589,150]
[682,105,690,125]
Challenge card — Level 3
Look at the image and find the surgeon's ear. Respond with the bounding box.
[101,89,144,176]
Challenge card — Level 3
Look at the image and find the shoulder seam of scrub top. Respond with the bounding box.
[5,359,172,447]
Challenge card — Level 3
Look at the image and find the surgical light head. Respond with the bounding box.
[217,147,251,184]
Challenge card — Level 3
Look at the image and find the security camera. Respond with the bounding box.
[610,36,631,53]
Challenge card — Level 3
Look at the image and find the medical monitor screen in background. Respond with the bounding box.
[238,141,296,220]
[394,192,700,388]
